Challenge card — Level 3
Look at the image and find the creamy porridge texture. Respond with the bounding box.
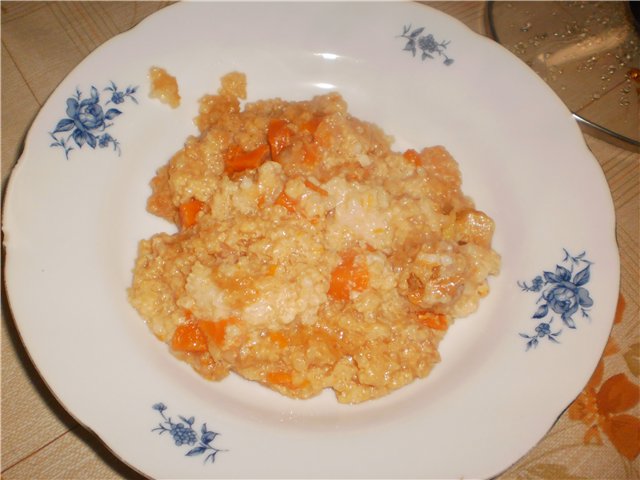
[149,66,181,108]
[129,72,500,403]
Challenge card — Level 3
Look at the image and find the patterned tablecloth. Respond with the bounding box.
[1,2,638,479]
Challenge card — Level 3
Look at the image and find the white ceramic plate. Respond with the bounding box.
[3,2,619,479]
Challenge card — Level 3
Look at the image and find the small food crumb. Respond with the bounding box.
[149,66,181,108]
[218,71,247,99]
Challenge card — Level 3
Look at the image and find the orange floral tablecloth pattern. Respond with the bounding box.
[502,294,639,479]
[1,2,638,479]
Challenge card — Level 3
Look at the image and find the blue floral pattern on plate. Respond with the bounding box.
[49,82,138,159]
[518,249,594,350]
[398,25,454,65]
[152,403,226,464]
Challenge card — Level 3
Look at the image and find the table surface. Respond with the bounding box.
[1,2,638,479]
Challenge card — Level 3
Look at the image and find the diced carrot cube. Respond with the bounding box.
[267,119,293,160]
[328,263,351,301]
[179,198,205,229]
[225,144,269,174]
[299,116,323,136]
[417,311,449,331]
[266,371,292,385]
[269,331,288,348]
[171,323,208,353]
[197,320,224,346]
[403,149,422,166]
[327,252,369,301]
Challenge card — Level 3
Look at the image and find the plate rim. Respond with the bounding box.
[2,2,620,479]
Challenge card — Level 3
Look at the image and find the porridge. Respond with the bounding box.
[149,67,181,108]
[129,72,500,403]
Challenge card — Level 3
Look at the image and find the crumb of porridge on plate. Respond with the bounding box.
[149,66,180,108]
[129,71,500,404]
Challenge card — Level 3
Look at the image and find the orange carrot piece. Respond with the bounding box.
[179,198,205,229]
[269,331,288,348]
[417,311,449,331]
[266,371,292,385]
[171,323,208,353]
[274,191,297,213]
[304,179,328,196]
[198,317,239,347]
[328,253,369,301]
[225,144,269,174]
[299,116,323,136]
[403,149,422,166]
[328,263,351,301]
[267,119,293,160]
[197,320,225,347]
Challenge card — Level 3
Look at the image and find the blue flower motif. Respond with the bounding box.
[170,423,198,446]
[543,280,593,329]
[418,34,439,53]
[152,403,226,464]
[105,81,138,105]
[398,25,454,65]
[518,249,594,349]
[519,318,562,351]
[152,402,167,411]
[97,133,121,154]
[50,82,137,159]
[98,133,112,148]
[518,275,544,292]
[52,86,120,149]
